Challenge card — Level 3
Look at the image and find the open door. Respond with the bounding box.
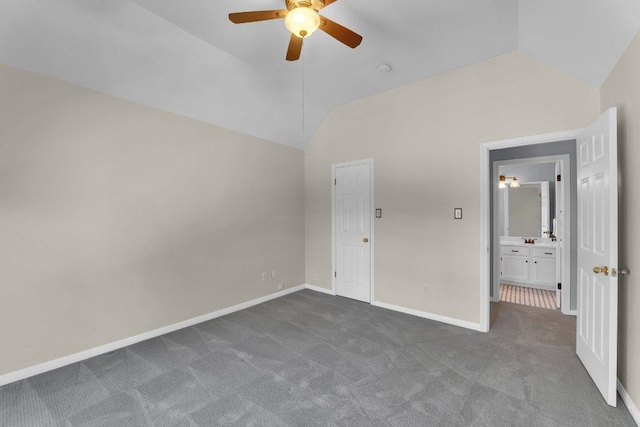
[576,108,618,406]
[554,161,562,310]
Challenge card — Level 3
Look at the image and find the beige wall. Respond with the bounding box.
[305,51,600,324]
[601,30,640,411]
[0,64,305,377]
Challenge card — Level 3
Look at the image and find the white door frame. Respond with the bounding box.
[479,129,582,332]
[331,159,375,301]
[491,154,571,314]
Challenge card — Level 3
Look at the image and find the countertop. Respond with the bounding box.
[499,240,557,248]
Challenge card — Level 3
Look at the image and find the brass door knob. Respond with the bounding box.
[593,266,609,276]
[363,237,369,243]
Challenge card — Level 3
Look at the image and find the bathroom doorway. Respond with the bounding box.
[488,139,577,315]
[492,154,573,313]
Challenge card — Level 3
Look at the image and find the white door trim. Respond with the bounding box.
[331,159,375,301]
[479,129,582,332]
[491,154,572,315]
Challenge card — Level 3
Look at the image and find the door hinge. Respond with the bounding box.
[557,283,562,290]
[334,272,337,278]
[557,174,561,182]
[334,179,336,185]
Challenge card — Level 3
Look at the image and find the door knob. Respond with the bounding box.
[593,266,609,276]
[363,237,369,243]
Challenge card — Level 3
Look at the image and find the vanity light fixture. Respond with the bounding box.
[499,175,520,188]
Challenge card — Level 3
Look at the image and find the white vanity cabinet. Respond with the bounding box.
[531,248,556,286]
[501,246,530,282]
[500,244,556,290]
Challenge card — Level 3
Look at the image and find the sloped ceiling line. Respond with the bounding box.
[0,0,638,148]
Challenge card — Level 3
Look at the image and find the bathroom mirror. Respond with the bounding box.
[505,181,550,238]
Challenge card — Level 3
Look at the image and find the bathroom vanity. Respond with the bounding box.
[498,178,560,292]
[500,240,557,290]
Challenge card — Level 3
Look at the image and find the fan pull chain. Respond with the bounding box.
[302,43,304,133]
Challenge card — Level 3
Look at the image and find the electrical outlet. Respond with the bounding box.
[272,269,276,278]
[311,269,316,275]
[262,273,267,281]
[423,285,429,294]
[277,284,284,290]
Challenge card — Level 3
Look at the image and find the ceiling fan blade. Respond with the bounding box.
[319,0,338,9]
[229,10,287,24]
[286,34,303,61]
[319,16,362,48]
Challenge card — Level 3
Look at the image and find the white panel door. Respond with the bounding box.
[576,108,618,406]
[335,163,372,303]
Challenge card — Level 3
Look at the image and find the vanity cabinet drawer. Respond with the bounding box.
[533,248,556,258]
[501,246,531,257]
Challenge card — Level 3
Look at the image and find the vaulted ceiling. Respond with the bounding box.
[1,0,639,149]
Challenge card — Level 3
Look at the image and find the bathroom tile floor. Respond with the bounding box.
[500,283,557,309]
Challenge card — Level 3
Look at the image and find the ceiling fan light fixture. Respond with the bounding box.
[285,6,320,38]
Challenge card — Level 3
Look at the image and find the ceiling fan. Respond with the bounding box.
[229,0,363,61]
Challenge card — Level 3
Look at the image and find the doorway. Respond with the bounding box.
[332,159,374,303]
[492,155,572,314]
[479,130,581,331]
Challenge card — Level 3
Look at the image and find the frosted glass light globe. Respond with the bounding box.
[285,7,320,38]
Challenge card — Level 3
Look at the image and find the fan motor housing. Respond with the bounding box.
[286,0,325,11]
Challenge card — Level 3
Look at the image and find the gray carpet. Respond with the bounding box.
[0,289,635,426]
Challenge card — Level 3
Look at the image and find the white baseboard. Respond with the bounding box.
[371,300,484,332]
[304,284,336,295]
[0,284,305,388]
[302,286,482,332]
[618,378,640,426]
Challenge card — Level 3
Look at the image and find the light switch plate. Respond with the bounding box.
[454,208,462,219]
